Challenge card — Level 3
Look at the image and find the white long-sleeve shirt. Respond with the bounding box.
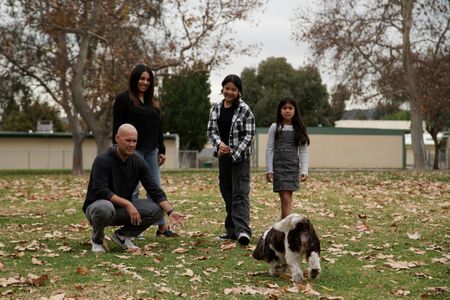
[265,123,309,175]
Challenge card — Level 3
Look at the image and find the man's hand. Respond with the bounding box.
[158,154,166,166]
[266,173,273,183]
[126,203,141,225]
[169,211,184,229]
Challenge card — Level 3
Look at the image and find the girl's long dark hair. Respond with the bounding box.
[221,74,242,109]
[275,96,310,146]
[128,64,154,108]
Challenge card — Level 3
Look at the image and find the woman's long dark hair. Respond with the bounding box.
[128,64,154,108]
[275,96,310,146]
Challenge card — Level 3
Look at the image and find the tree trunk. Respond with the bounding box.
[409,101,428,169]
[65,110,85,175]
[428,125,441,170]
[402,0,428,170]
[71,33,109,155]
[432,135,440,170]
[95,130,112,154]
[72,131,85,175]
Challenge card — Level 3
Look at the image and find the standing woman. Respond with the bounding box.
[207,74,255,246]
[112,64,173,237]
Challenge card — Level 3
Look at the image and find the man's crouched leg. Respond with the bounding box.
[110,199,164,250]
[85,199,116,253]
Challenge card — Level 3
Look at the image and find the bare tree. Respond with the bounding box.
[0,0,265,173]
[293,0,450,170]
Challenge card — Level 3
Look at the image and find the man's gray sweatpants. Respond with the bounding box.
[85,199,164,244]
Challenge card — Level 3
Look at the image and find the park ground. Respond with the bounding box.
[0,170,449,299]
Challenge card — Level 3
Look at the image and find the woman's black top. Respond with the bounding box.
[112,91,165,154]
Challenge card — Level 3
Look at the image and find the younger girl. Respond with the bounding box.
[265,96,310,219]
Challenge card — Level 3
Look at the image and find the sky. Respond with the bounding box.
[208,0,336,103]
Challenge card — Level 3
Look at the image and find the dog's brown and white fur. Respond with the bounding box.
[252,214,321,283]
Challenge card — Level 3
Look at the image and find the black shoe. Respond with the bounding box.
[216,233,234,241]
[238,232,250,245]
[156,228,176,237]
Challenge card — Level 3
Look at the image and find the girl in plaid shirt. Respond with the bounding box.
[207,74,255,245]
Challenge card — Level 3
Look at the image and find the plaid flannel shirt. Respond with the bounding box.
[207,99,256,162]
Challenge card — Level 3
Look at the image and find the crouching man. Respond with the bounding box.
[82,123,183,253]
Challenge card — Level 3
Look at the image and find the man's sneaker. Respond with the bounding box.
[91,240,106,253]
[216,232,235,241]
[156,228,176,237]
[111,231,139,250]
[238,232,250,246]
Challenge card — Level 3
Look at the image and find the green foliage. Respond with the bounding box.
[241,57,334,127]
[381,110,411,121]
[330,84,350,121]
[0,72,66,132]
[354,109,368,120]
[160,69,211,151]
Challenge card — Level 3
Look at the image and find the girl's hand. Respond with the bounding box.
[300,174,308,182]
[218,142,231,156]
[266,173,273,183]
[218,142,230,152]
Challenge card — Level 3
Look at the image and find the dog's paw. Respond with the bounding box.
[292,272,304,283]
[309,268,321,279]
[274,264,287,274]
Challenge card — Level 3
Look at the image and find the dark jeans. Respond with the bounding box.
[85,199,164,244]
[218,156,251,239]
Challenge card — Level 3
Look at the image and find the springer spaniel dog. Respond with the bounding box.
[252,214,321,283]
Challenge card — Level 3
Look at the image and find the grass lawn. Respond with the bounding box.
[0,170,449,299]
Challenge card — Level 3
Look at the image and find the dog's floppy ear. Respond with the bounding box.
[273,214,305,232]
[252,235,265,260]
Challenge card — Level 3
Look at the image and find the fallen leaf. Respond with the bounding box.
[391,288,410,296]
[220,242,236,251]
[158,286,173,293]
[76,266,89,275]
[57,246,71,252]
[1,290,13,296]
[25,273,48,286]
[171,247,188,254]
[32,258,43,265]
[286,286,300,293]
[406,232,421,240]
[431,257,448,264]
[384,260,418,270]
[49,293,65,300]
[302,283,321,296]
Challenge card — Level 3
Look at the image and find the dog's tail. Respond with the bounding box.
[273,214,306,233]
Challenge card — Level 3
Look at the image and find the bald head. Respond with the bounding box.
[117,123,137,138]
[115,124,138,160]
